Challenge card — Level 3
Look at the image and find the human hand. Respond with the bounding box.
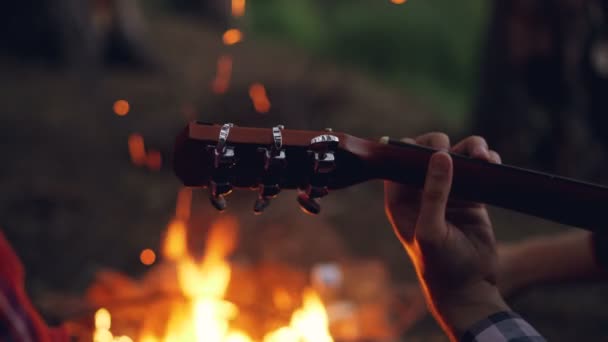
[384,133,508,340]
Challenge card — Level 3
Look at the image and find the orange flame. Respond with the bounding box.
[113,100,130,116]
[232,0,246,17]
[212,55,233,94]
[163,219,187,260]
[128,134,146,166]
[96,216,334,342]
[222,29,243,46]
[94,308,133,342]
[249,83,271,113]
[263,289,334,342]
[391,0,407,4]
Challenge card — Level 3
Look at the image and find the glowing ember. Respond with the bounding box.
[248,83,271,113]
[140,249,156,266]
[113,100,130,116]
[391,0,407,4]
[232,0,246,17]
[175,188,193,221]
[222,29,243,46]
[145,150,162,171]
[212,55,233,94]
[128,134,146,166]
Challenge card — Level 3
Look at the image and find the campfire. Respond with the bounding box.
[88,188,335,342]
[77,185,418,342]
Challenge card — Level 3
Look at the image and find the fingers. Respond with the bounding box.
[416,152,453,243]
[384,137,419,242]
[451,135,502,164]
[488,150,502,164]
[451,135,488,159]
[400,137,416,144]
[415,132,450,150]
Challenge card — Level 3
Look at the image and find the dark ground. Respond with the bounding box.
[0,12,607,341]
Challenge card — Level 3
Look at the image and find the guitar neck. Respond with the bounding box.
[369,139,608,232]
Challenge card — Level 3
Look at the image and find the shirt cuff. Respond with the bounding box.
[460,311,545,342]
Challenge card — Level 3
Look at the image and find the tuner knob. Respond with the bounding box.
[307,185,328,198]
[310,134,339,153]
[253,197,271,215]
[261,184,281,198]
[211,180,233,197]
[297,193,321,215]
[309,134,339,174]
[210,194,227,211]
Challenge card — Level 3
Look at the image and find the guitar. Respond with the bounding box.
[173,122,608,232]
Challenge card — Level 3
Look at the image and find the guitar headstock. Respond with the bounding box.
[173,122,375,214]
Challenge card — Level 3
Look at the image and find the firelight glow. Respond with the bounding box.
[93,214,335,342]
[391,0,407,4]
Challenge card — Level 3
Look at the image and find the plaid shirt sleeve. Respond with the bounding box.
[460,311,546,342]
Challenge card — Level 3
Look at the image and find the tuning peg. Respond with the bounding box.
[297,193,321,215]
[210,180,233,197]
[209,181,232,211]
[253,197,271,215]
[210,194,227,211]
[260,184,280,198]
[310,134,339,153]
[309,134,339,173]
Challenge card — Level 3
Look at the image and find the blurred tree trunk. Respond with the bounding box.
[473,0,608,180]
[0,0,154,70]
[171,0,230,24]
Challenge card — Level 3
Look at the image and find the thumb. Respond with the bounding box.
[417,152,453,242]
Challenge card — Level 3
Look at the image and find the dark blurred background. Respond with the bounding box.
[1,0,608,341]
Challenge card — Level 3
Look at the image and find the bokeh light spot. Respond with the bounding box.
[113,100,130,116]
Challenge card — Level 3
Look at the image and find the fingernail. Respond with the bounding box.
[430,153,450,175]
[473,146,488,158]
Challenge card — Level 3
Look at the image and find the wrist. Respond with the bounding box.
[428,281,510,340]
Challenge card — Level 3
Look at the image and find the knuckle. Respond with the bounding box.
[489,150,502,164]
[417,132,450,149]
[430,132,450,149]
[415,230,441,248]
[434,132,450,142]
[468,135,488,147]
[423,187,445,202]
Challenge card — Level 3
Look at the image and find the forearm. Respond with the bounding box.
[501,230,606,293]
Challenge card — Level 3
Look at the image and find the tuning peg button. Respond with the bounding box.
[305,185,328,198]
[297,193,321,215]
[210,180,233,197]
[253,197,271,215]
[261,184,281,198]
[210,194,227,211]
